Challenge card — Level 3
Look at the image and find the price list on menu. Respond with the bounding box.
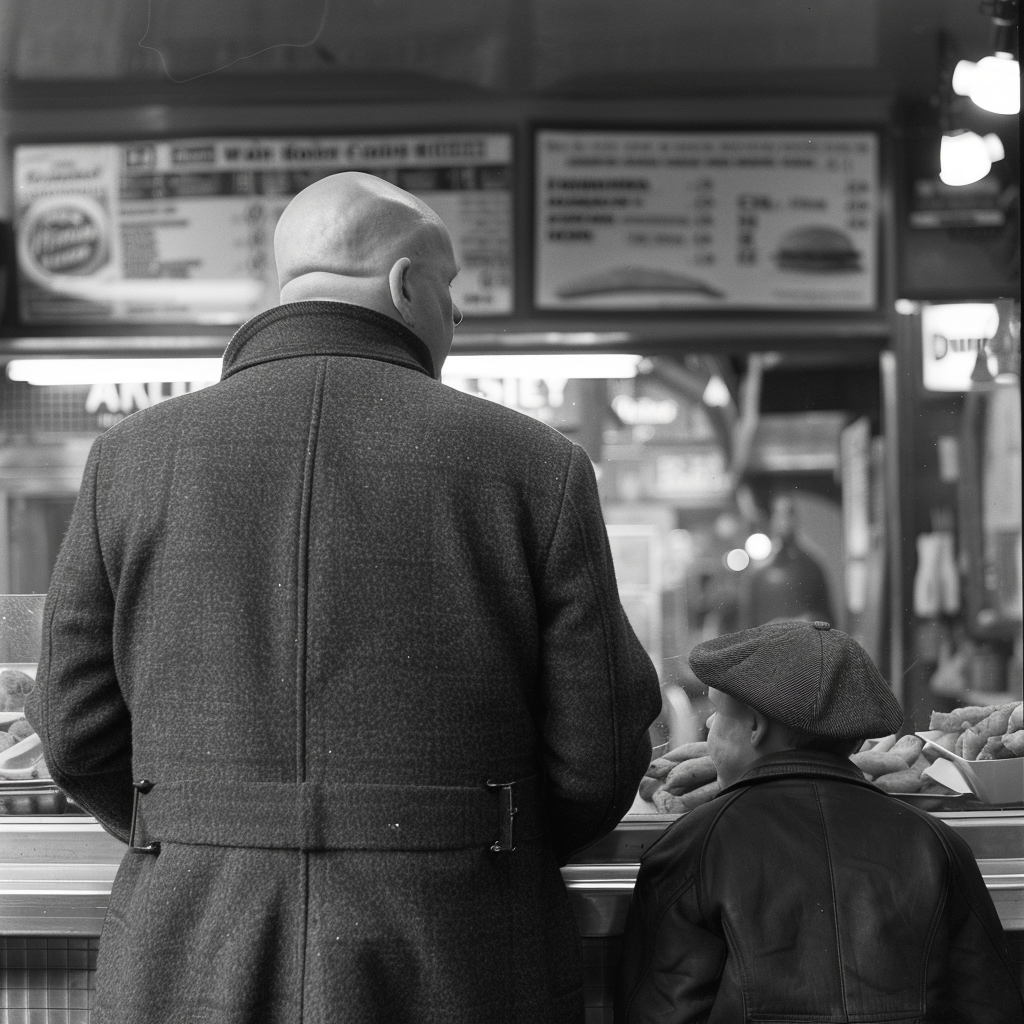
[535,131,878,311]
[15,134,513,324]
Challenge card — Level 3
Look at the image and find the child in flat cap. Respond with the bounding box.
[616,620,1024,1023]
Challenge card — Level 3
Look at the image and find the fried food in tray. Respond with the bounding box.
[926,701,1024,762]
[858,700,1023,804]
[852,735,930,794]
[0,669,35,713]
[638,741,721,814]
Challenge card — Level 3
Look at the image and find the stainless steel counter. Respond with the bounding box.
[2,812,1022,937]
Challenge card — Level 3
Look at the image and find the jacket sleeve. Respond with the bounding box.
[941,827,1024,1020]
[535,443,662,861]
[24,437,134,843]
[615,862,726,1024]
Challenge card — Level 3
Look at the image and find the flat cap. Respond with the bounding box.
[689,620,903,740]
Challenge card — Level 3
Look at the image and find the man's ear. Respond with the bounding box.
[388,257,414,326]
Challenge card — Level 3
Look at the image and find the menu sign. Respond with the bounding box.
[15,134,513,324]
[535,131,878,311]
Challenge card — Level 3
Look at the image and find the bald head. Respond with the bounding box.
[274,172,461,375]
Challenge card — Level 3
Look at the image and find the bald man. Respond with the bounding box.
[28,171,662,1024]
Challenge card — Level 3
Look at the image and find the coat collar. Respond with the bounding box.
[221,301,436,380]
[722,748,876,795]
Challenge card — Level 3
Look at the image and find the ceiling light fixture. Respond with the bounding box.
[442,353,642,380]
[939,130,1006,186]
[6,358,223,386]
[952,54,1020,114]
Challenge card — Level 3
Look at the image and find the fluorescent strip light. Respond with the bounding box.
[442,354,642,380]
[11,353,643,387]
[7,359,223,386]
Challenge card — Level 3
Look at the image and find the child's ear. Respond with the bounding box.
[750,709,772,748]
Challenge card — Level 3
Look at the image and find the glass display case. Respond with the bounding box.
[0,352,1021,1019]
[0,593,61,809]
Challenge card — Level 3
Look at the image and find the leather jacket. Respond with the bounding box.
[616,749,1023,1023]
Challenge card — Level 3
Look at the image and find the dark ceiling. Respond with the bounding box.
[0,0,1001,103]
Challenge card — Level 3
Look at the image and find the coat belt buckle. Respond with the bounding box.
[486,779,519,853]
[128,779,161,854]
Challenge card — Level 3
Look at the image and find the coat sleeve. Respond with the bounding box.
[615,863,726,1024]
[24,436,134,843]
[941,827,1024,1020]
[535,443,662,861]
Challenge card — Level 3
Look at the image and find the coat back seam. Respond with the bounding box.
[811,781,850,1019]
[296,360,326,785]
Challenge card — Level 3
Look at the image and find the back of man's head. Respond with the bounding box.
[273,172,461,375]
[275,172,437,290]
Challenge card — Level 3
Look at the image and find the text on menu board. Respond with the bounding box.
[535,131,878,311]
[15,134,513,325]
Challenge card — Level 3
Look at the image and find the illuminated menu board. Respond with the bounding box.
[535,130,878,311]
[15,134,513,324]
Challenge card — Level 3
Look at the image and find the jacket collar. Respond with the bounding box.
[722,748,876,795]
[221,301,436,380]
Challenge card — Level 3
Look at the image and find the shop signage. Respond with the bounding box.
[535,130,878,311]
[653,451,729,500]
[442,375,579,430]
[0,378,216,434]
[610,394,678,426]
[14,133,513,325]
[920,303,1000,392]
[85,381,213,417]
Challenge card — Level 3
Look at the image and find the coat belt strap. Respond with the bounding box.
[130,776,546,853]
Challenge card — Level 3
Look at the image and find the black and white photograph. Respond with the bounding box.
[0,2,1020,1022]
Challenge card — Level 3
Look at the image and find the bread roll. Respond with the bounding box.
[7,719,34,744]
[961,727,986,762]
[849,750,911,778]
[859,734,897,753]
[973,706,1015,743]
[977,736,1016,761]
[663,755,717,795]
[1001,730,1024,756]
[678,780,720,810]
[890,735,925,765]
[929,706,999,731]
[638,775,662,802]
[873,769,923,793]
[652,789,689,814]
[662,741,710,763]
[646,758,676,780]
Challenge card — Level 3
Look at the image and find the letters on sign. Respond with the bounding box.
[85,380,212,415]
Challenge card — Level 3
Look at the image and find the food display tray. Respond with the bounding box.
[0,780,85,816]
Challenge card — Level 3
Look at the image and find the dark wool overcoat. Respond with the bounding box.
[27,302,662,1024]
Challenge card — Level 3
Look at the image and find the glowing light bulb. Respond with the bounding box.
[939,131,1005,187]
[744,533,772,561]
[725,549,750,571]
[702,375,732,408]
[952,56,1020,116]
